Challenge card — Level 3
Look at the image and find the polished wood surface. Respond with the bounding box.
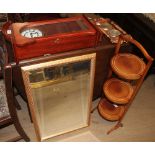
[98,98,125,121]
[111,53,146,80]
[103,78,133,104]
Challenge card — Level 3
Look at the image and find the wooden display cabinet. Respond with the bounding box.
[4,16,98,61]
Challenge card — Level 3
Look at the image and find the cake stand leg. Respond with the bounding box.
[91,105,98,113]
[107,122,123,135]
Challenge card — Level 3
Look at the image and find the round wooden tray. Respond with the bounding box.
[103,78,133,104]
[98,98,125,121]
[111,53,146,80]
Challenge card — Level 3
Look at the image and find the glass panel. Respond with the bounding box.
[21,19,88,38]
[27,59,92,140]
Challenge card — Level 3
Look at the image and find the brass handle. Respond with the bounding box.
[54,38,60,44]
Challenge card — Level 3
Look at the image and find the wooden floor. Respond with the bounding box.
[0,75,155,142]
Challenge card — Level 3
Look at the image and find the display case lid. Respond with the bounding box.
[11,16,97,47]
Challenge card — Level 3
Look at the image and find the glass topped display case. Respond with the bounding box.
[9,16,97,61]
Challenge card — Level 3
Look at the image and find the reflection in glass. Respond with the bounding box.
[21,19,88,38]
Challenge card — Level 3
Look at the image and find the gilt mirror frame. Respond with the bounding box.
[21,53,96,141]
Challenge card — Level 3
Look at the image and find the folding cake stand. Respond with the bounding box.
[94,34,153,134]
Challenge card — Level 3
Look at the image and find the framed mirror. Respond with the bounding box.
[21,53,96,141]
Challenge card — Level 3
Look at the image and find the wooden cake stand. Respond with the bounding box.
[93,34,153,134]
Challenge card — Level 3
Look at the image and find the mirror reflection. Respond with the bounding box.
[27,60,92,140]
